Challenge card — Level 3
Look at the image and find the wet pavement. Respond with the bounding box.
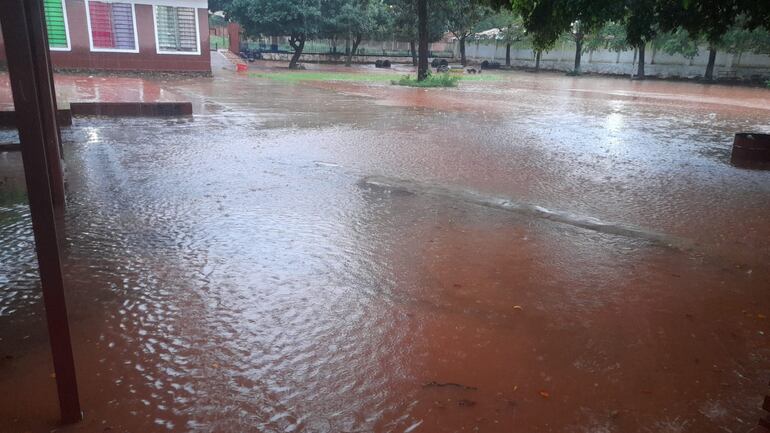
[1,57,770,433]
[0,73,186,111]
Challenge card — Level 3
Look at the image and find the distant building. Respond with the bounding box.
[0,0,210,73]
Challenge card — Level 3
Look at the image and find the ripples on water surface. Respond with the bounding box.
[1,69,769,433]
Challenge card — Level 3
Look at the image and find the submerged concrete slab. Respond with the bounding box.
[0,109,72,128]
[69,102,193,117]
[0,72,191,113]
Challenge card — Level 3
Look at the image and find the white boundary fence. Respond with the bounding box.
[460,39,770,79]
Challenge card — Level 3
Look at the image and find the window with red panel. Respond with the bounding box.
[88,1,136,51]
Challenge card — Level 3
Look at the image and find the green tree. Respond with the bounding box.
[444,0,491,65]
[583,20,628,53]
[329,0,391,66]
[656,0,740,80]
[388,0,447,66]
[209,0,232,14]
[513,0,621,74]
[228,0,325,69]
[736,0,770,30]
[621,0,657,78]
[656,0,770,79]
[655,27,700,60]
[719,19,770,60]
[475,11,528,66]
[569,20,589,73]
[500,15,528,67]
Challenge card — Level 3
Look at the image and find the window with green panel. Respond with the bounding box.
[44,0,70,50]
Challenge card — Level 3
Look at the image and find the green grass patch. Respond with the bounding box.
[250,71,397,83]
[391,74,461,87]
[210,35,229,50]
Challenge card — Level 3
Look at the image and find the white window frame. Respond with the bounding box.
[152,5,201,56]
[85,0,140,53]
[48,0,72,52]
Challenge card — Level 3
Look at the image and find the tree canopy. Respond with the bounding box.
[213,0,770,79]
[444,0,491,64]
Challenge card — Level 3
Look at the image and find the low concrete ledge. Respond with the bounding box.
[0,109,72,128]
[68,102,193,117]
[0,143,21,152]
[0,102,191,129]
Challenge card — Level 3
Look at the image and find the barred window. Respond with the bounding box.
[43,0,70,50]
[87,1,137,52]
[154,5,199,54]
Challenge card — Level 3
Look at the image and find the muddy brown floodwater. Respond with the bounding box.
[1,59,770,433]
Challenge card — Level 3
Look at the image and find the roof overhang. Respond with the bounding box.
[94,0,208,9]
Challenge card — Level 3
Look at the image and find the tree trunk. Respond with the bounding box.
[636,42,645,79]
[460,36,467,66]
[705,47,717,81]
[573,34,582,73]
[410,40,417,66]
[535,50,541,71]
[288,34,305,69]
[417,0,429,81]
[505,43,511,67]
[345,35,350,56]
[346,34,361,67]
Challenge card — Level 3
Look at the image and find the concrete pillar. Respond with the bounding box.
[0,0,82,424]
[227,22,241,54]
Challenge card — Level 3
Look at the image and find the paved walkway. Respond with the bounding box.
[0,72,188,111]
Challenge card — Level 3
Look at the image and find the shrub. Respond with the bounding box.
[391,73,461,88]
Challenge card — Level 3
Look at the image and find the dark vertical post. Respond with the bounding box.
[0,0,82,424]
[705,46,717,81]
[27,0,67,209]
[417,0,428,81]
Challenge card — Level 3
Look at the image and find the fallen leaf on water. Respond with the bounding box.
[539,391,550,398]
[513,305,523,311]
[758,314,766,319]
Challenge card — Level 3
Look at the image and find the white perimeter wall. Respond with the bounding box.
[460,40,770,79]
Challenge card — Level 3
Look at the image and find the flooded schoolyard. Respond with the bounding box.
[1,61,769,432]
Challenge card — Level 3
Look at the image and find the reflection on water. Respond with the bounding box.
[0,68,769,433]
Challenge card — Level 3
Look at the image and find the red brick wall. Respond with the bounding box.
[0,0,210,73]
[227,22,240,54]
